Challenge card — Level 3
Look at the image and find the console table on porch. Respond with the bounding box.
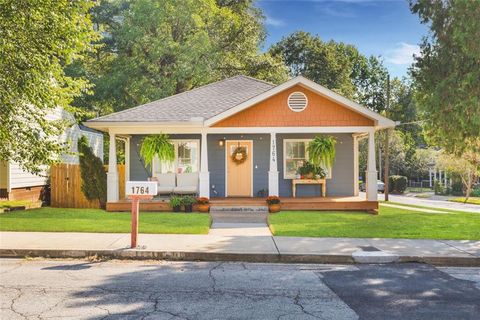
[292,179,327,197]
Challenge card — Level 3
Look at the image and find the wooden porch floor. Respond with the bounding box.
[106,196,378,212]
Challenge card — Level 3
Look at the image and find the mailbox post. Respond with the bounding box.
[125,181,157,248]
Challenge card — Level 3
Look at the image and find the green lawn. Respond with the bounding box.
[0,207,211,234]
[269,205,480,240]
[449,197,480,205]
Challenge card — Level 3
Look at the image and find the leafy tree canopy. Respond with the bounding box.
[74,0,288,114]
[0,0,98,174]
[410,0,480,155]
[269,31,389,112]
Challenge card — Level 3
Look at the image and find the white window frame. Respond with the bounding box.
[152,139,200,174]
[283,139,332,179]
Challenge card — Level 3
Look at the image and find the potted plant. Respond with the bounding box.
[139,134,175,166]
[297,161,318,179]
[307,136,336,170]
[266,196,281,213]
[196,197,210,213]
[181,195,196,213]
[170,195,182,212]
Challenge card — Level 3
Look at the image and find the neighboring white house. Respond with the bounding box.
[0,108,103,202]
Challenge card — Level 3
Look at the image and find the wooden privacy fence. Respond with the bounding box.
[51,164,125,208]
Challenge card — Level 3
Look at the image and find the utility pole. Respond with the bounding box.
[384,74,391,201]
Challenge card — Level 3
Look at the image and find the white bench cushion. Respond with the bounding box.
[176,173,198,187]
[153,173,176,187]
[157,186,174,194]
[173,186,198,194]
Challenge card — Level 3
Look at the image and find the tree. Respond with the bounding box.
[410,0,480,155]
[78,136,107,209]
[269,31,389,112]
[437,151,480,200]
[74,0,287,113]
[0,0,98,174]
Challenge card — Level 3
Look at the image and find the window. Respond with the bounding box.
[152,140,199,174]
[283,139,332,179]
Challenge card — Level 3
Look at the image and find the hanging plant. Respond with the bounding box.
[307,136,336,169]
[140,134,175,167]
[231,146,248,165]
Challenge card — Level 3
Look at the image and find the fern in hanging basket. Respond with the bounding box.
[307,136,336,169]
[140,134,175,167]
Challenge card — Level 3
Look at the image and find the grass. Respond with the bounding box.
[268,205,480,240]
[406,187,433,193]
[0,207,211,234]
[0,200,33,208]
[449,197,480,205]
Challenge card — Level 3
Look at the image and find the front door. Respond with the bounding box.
[226,140,253,197]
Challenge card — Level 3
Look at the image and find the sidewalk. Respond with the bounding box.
[1,231,479,266]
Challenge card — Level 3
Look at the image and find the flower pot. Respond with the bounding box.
[184,204,193,213]
[305,172,314,179]
[172,205,181,212]
[268,204,281,213]
[197,204,210,213]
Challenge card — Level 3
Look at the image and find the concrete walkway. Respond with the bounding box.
[1,231,479,266]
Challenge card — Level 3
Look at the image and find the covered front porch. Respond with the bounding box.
[104,126,380,212]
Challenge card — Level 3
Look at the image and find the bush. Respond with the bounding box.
[471,185,480,197]
[388,175,407,194]
[434,180,445,195]
[78,136,107,209]
[451,181,464,196]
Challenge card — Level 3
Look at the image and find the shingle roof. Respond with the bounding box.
[88,75,275,123]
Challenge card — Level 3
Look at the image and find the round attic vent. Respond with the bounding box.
[287,91,308,112]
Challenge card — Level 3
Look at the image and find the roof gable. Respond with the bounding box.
[205,76,395,128]
[212,84,375,127]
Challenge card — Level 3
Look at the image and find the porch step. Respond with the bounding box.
[209,205,268,213]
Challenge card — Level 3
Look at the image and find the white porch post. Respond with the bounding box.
[366,130,378,201]
[199,132,210,197]
[429,169,432,187]
[107,132,119,202]
[268,132,279,196]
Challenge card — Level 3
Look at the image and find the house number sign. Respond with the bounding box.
[126,181,157,196]
[125,181,157,248]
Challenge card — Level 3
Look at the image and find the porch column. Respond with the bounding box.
[107,132,119,202]
[199,132,210,197]
[268,132,279,196]
[366,130,378,201]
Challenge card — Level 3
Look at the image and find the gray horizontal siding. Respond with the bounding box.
[277,133,354,197]
[129,133,354,198]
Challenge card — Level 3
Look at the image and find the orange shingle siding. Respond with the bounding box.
[212,85,374,127]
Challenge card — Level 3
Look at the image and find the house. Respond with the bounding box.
[0,108,103,202]
[84,75,395,211]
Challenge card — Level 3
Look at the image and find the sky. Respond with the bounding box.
[256,0,429,78]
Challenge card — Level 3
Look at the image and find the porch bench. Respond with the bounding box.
[150,172,198,195]
[174,172,198,195]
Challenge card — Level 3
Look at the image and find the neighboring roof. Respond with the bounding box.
[78,124,103,135]
[87,75,274,123]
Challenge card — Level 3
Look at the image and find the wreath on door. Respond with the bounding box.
[231,146,248,165]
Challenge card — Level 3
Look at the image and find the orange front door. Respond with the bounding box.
[226,140,253,197]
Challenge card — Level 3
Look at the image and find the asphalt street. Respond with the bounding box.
[0,259,479,319]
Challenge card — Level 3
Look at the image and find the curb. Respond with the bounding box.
[1,249,478,267]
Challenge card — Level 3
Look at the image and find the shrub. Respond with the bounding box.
[451,181,464,196]
[471,185,480,197]
[78,136,107,209]
[388,175,407,194]
[434,180,445,195]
